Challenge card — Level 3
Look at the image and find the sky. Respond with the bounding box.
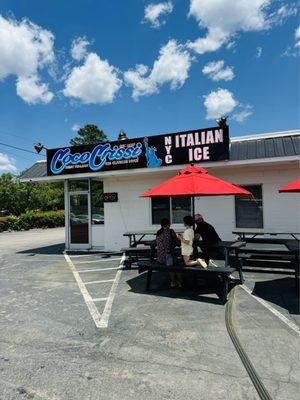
[0,0,299,173]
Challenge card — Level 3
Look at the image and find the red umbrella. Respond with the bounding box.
[140,165,251,216]
[278,179,300,193]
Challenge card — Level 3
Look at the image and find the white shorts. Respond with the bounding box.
[181,246,193,257]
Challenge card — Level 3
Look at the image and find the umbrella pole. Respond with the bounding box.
[192,195,195,228]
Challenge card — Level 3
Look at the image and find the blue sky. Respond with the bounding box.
[0,0,299,173]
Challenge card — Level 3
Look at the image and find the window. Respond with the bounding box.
[235,185,263,228]
[91,180,104,224]
[171,197,191,224]
[68,179,89,192]
[151,197,191,225]
[151,198,170,224]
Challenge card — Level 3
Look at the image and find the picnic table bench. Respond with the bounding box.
[121,246,154,268]
[232,228,300,241]
[229,240,299,287]
[138,260,238,303]
[122,240,239,269]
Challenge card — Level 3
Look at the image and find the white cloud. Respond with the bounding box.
[124,64,157,99]
[188,0,285,54]
[124,40,192,100]
[143,1,173,29]
[269,4,298,25]
[72,124,80,132]
[281,25,300,57]
[202,60,234,81]
[63,53,122,105]
[232,104,253,122]
[256,46,263,58]
[204,88,253,122]
[16,75,53,104]
[188,28,226,54]
[0,15,54,104]
[0,153,17,172]
[295,25,300,48]
[226,41,236,51]
[71,37,90,61]
[203,88,237,120]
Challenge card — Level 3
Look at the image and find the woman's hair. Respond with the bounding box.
[183,215,194,227]
[157,218,170,236]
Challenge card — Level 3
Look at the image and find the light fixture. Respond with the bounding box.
[216,116,228,128]
[118,130,128,141]
[34,143,45,154]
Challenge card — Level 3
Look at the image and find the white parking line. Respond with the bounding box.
[93,297,108,302]
[77,267,120,273]
[15,258,63,262]
[75,258,121,264]
[63,251,102,328]
[241,284,300,335]
[63,251,124,329]
[98,254,125,329]
[85,279,115,285]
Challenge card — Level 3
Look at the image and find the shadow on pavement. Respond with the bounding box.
[17,243,65,255]
[126,271,237,306]
[252,277,299,315]
[67,251,122,257]
[18,245,122,258]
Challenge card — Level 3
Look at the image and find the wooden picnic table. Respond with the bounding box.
[124,228,236,251]
[228,240,299,287]
[230,241,296,254]
[137,260,238,303]
[122,239,240,269]
[123,229,183,247]
[232,228,300,241]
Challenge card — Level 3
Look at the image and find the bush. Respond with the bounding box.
[0,216,18,232]
[0,210,65,232]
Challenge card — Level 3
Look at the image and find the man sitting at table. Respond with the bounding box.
[194,214,223,263]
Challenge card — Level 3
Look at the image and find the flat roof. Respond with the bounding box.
[20,129,300,181]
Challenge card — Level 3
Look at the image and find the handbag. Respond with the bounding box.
[165,253,174,266]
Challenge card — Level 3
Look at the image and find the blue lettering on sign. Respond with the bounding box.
[50,143,143,174]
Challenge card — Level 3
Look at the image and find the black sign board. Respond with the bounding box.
[103,192,118,203]
[47,125,229,176]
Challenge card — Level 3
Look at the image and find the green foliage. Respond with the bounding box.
[0,215,18,232]
[0,173,65,232]
[70,124,108,146]
[0,210,65,232]
[0,173,64,216]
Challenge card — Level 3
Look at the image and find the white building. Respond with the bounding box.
[20,128,300,251]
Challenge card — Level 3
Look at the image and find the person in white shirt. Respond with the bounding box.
[178,216,207,268]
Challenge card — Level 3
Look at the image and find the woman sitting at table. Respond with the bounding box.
[156,218,181,287]
[178,216,207,268]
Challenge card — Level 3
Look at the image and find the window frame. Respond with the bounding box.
[151,196,192,225]
[90,179,104,225]
[235,184,264,229]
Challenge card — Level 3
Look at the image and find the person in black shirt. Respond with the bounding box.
[194,214,223,263]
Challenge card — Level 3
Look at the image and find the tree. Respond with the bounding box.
[0,173,64,216]
[70,124,108,146]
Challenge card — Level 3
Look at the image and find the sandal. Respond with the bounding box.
[197,258,207,268]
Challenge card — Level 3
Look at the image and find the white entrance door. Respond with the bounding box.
[69,192,91,249]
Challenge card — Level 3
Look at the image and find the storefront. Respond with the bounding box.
[20,127,300,251]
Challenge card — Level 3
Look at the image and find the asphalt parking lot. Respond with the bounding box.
[0,228,299,400]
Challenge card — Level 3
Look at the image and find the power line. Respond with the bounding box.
[0,141,44,156]
[0,146,36,163]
